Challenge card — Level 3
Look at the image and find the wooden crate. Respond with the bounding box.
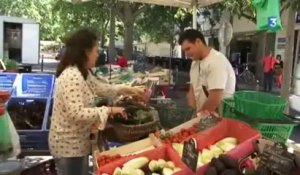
[94,134,162,170]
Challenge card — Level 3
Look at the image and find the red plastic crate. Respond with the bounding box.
[194,119,261,175]
[97,145,193,175]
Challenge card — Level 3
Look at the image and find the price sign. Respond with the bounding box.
[268,16,278,29]
[182,138,198,172]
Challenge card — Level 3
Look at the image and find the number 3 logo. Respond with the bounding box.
[268,17,277,28]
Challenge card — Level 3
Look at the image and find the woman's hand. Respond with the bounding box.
[109,107,127,119]
[118,86,150,102]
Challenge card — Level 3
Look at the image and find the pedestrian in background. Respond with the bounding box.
[263,52,276,92]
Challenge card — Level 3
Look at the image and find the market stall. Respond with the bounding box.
[91,91,300,175]
[2,73,300,175]
[1,0,300,174]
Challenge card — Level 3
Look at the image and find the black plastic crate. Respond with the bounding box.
[7,97,51,150]
[21,159,56,175]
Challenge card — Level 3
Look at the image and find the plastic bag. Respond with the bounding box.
[0,112,12,156]
[0,112,21,160]
[253,0,282,32]
[7,113,21,158]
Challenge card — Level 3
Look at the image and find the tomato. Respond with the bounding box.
[97,154,122,166]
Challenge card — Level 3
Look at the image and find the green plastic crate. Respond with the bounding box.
[153,104,194,129]
[222,98,296,143]
[234,91,288,119]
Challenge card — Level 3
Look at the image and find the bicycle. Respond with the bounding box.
[236,54,260,90]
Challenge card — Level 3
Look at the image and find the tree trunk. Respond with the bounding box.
[100,21,109,48]
[123,3,134,59]
[124,20,134,59]
[281,7,296,99]
[108,4,116,62]
[256,31,267,83]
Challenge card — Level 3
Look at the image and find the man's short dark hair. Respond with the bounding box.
[179,29,207,46]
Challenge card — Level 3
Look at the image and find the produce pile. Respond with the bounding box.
[155,116,220,144]
[97,154,122,167]
[172,137,238,168]
[109,157,181,175]
[132,55,154,73]
[156,127,198,144]
[8,100,46,130]
[96,117,261,175]
[197,115,220,132]
[204,155,241,175]
[113,97,153,125]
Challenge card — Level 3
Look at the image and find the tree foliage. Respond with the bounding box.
[0,0,57,40]
[53,0,110,42]
[115,1,147,59]
[0,0,298,58]
[136,6,177,43]
[136,6,193,45]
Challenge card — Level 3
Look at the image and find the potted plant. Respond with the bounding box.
[3,59,18,72]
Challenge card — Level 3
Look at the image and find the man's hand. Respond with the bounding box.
[187,85,196,109]
[201,89,223,112]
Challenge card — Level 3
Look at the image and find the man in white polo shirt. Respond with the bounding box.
[179,29,236,112]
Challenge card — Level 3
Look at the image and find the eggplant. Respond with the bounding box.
[220,169,239,175]
[219,155,239,169]
[204,167,218,175]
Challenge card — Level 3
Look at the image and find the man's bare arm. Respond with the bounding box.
[200,89,223,112]
[187,85,196,109]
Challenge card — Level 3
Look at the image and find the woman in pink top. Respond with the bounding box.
[263,53,276,92]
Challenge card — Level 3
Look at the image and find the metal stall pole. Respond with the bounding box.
[41,54,44,72]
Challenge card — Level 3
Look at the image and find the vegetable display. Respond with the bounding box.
[172,137,238,168]
[197,115,220,132]
[97,154,122,167]
[111,157,181,175]
[204,155,240,175]
[113,97,153,125]
[155,115,220,144]
[155,127,198,144]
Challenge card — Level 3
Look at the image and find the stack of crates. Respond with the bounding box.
[8,73,55,150]
[222,91,298,143]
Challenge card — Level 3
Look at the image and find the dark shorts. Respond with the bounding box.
[55,156,89,175]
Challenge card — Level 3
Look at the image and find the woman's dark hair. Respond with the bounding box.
[56,29,98,80]
[276,54,282,59]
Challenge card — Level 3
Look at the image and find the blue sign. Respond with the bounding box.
[268,16,278,29]
[277,38,286,43]
[0,73,18,90]
[14,73,55,98]
[297,12,300,24]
